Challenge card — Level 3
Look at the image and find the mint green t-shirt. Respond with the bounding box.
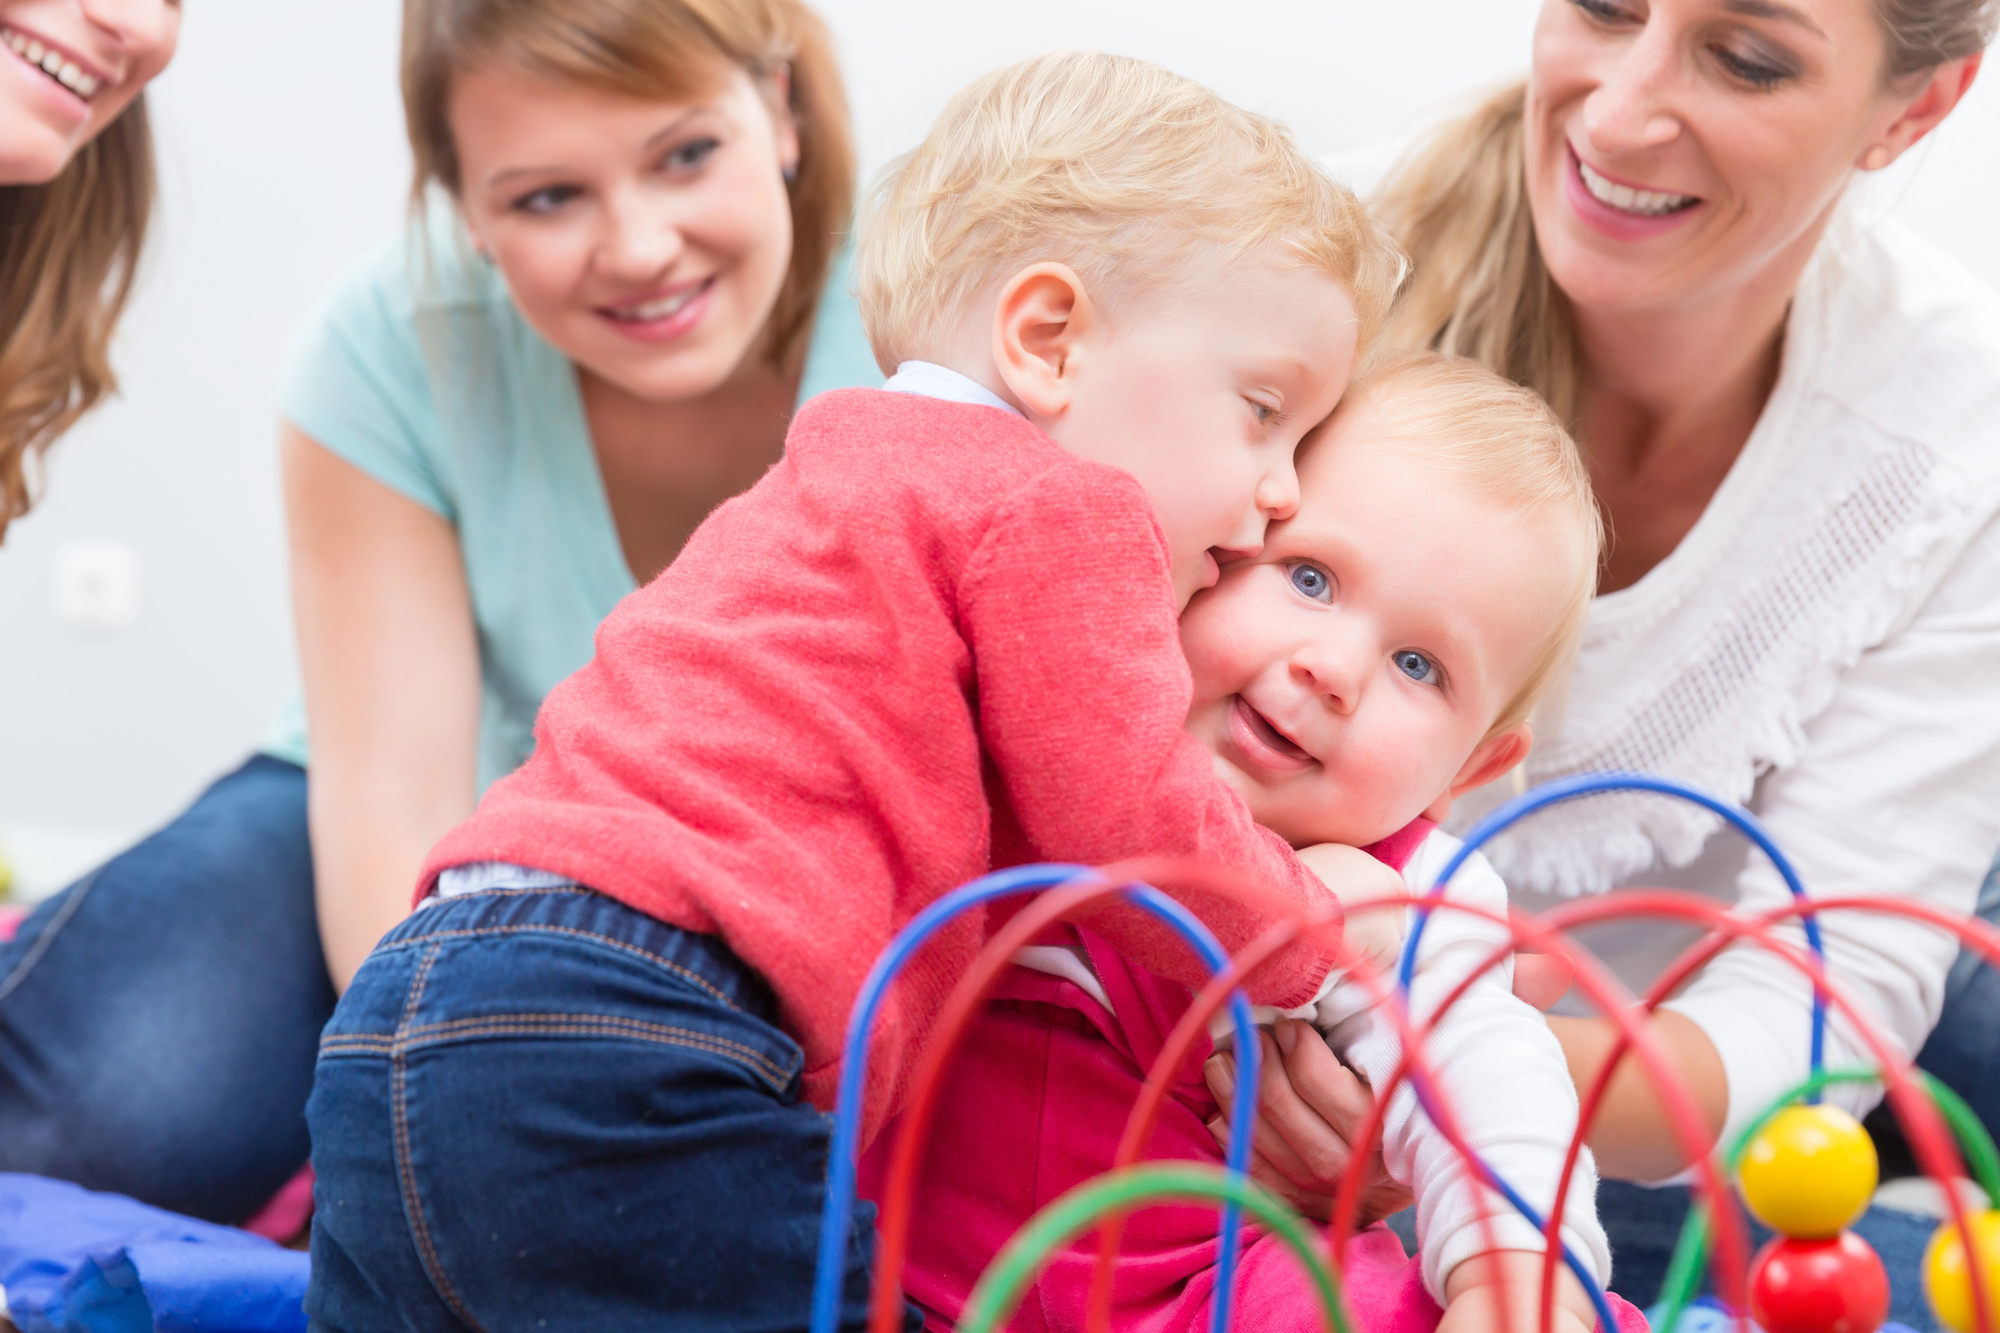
[265,209,882,792]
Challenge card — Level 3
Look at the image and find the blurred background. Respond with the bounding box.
[2,0,1995,897]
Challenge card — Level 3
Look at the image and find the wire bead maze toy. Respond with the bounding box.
[807,772,2000,1333]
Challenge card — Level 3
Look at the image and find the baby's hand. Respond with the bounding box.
[1294,843,1408,976]
[1438,1251,1596,1333]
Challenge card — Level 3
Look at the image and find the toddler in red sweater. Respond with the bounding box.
[869,353,1648,1333]
[306,50,1405,1333]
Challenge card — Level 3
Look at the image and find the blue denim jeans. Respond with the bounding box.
[0,755,329,1223]
[1906,853,2000,1130]
[306,883,899,1333]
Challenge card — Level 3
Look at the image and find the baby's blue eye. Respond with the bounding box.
[1394,650,1439,686]
[1249,400,1273,425]
[1289,563,1331,601]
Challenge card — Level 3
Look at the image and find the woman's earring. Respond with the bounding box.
[783,160,798,184]
[1862,145,1893,171]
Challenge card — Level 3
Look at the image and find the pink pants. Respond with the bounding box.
[859,932,1646,1333]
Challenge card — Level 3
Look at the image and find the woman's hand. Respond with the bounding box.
[1202,1018,1413,1224]
[284,425,481,991]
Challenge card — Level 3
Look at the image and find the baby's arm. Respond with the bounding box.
[1327,834,1612,1308]
[960,470,1349,1006]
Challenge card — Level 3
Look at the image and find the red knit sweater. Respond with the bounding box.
[421,389,1333,1135]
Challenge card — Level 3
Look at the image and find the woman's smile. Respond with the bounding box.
[2,23,106,103]
[1563,142,1707,240]
[595,274,719,344]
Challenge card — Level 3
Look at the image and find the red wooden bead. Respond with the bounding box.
[1749,1232,1891,1333]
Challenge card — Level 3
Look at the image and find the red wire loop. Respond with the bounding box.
[870,869,2000,1333]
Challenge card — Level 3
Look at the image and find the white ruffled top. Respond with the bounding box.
[1444,200,2000,1153]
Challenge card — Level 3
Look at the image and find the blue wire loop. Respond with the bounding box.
[1400,771,1828,1072]
[809,863,1264,1333]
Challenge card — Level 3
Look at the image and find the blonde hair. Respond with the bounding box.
[855,51,1406,371]
[0,103,155,543]
[1336,349,1604,740]
[402,0,854,369]
[1375,2,1997,431]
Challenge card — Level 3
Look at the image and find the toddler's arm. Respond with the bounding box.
[961,470,1340,1007]
[1325,832,1612,1304]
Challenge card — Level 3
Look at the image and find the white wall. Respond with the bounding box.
[2,0,1996,892]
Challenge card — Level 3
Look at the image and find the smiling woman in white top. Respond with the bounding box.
[1221,0,2000,1311]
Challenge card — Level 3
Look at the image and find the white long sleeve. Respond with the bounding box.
[1662,517,2000,1147]
[1303,832,1612,1300]
[1445,206,2000,1160]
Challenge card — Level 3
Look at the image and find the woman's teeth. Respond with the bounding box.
[1578,158,1696,218]
[3,27,102,99]
[608,284,704,323]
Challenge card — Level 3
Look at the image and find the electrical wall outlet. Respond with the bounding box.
[52,541,142,631]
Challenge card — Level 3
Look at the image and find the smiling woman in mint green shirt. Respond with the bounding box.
[266,208,875,801]
[0,0,879,1225]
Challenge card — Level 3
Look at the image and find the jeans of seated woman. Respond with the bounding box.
[0,755,331,1223]
[1898,851,2000,1147]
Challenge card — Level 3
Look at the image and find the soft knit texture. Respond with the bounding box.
[421,388,1332,1137]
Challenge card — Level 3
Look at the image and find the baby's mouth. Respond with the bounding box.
[1230,696,1315,770]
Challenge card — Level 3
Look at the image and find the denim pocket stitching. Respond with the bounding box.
[371,923,739,1011]
[0,868,101,1004]
[318,1033,394,1057]
[391,941,488,1333]
[395,1013,797,1090]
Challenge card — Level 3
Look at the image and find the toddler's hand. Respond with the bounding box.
[1438,1251,1596,1333]
[1295,842,1408,976]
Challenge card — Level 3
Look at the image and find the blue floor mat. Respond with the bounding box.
[0,1174,307,1332]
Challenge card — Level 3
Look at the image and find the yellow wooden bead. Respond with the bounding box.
[1739,1105,1879,1238]
[1925,1208,2000,1332]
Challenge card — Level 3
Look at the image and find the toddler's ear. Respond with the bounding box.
[1421,725,1532,824]
[992,263,1096,419]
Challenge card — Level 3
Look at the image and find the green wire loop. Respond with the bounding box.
[956,1162,1357,1333]
[1653,1067,2000,1333]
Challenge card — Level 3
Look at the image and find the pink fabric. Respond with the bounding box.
[423,388,1333,1136]
[242,1165,315,1241]
[860,823,1649,1332]
[0,904,26,942]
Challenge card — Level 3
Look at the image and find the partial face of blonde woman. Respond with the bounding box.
[0,0,180,184]
[1524,0,1981,315]
[450,61,800,405]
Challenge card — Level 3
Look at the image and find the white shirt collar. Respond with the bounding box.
[882,361,1023,418]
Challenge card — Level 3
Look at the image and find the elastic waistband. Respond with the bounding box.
[389,884,779,1023]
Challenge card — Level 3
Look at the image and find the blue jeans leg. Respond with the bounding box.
[306,885,898,1333]
[0,754,330,1223]
[1909,852,2000,1133]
